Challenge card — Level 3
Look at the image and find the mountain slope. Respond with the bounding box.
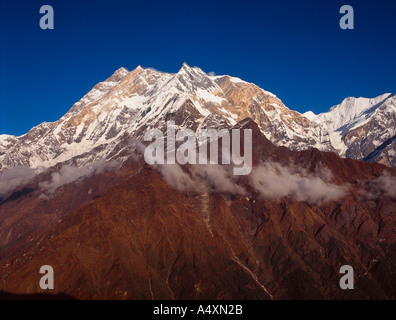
[0,120,395,299]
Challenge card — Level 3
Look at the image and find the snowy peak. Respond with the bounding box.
[310,93,396,166]
[0,64,335,171]
[178,62,197,73]
[314,93,393,133]
[303,111,316,121]
[108,67,130,82]
[173,62,217,93]
[1,63,394,172]
[177,62,207,76]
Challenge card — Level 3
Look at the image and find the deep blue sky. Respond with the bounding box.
[1,0,395,136]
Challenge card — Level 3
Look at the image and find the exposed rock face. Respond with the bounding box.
[0,121,395,300]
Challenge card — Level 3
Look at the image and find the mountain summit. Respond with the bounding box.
[1,64,394,173]
[0,64,337,171]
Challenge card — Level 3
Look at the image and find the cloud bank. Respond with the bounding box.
[156,161,348,205]
[0,166,37,196]
[158,164,246,195]
[39,159,119,195]
[249,162,348,205]
[362,171,396,200]
[377,172,396,198]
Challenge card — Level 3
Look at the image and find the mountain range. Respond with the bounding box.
[0,63,395,299]
[1,64,394,173]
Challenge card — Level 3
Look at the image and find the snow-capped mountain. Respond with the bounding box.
[0,63,334,171]
[1,64,396,300]
[305,93,396,167]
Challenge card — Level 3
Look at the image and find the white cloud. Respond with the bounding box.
[156,161,347,205]
[362,171,396,199]
[0,166,37,196]
[249,162,348,205]
[39,159,119,194]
